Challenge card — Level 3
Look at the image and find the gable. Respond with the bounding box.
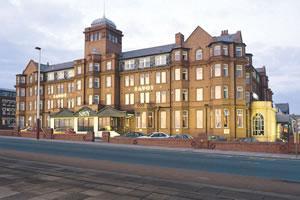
[23,60,37,75]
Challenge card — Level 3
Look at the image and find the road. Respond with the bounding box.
[0,136,300,199]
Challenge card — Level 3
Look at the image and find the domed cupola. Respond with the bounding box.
[91,16,116,29]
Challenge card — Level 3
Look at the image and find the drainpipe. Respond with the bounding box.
[169,65,172,136]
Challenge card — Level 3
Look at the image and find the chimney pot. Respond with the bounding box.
[175,32,184,46]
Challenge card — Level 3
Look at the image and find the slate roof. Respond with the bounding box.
[98,106,127,117]
[275,103,290,115]
[120,44,176,60]
[50,109,74,118]
[256,67,265,73]
[276,113,291,123]
[213,32,242,43]
[40,61,74,72]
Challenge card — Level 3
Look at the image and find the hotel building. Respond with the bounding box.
[15,15,274,140]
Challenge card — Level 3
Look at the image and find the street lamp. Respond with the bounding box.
[35,47,41,140]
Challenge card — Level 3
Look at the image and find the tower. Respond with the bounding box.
[83,15,123,58]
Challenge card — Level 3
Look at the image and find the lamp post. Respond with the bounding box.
[35,47,41,140]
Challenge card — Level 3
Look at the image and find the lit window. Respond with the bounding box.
[160,111,167,129]
[106,94,112,105]
[76,80,81,90]
[175,68,180,80]
[130,75,134,86]
[106,76,112,88]
[161,71,166,83]
[215,109,221,128]
[140,73,149,85]
[89,77,93,88]
[253,113,264,135]
[77,96,81,106]
[156,72,161,84]
[89,95,93,105]
[196,110,203,128]
[174,51,181,61]
[125,93,134,105]
[174,110,180,128]
[155,55,167,66]
[175,89,181,101]
[196,67,203,80]
[89,63,93,72]
[195,49,203,60]
[77,66,82,75]
[124,59,135,70]
[125,76,129,87]
[215,85,221,99]
[106,61,112,70]
[196,88,203,101]
[156,91,161,103]
[237,109,243,128]
[214,64,221,77]
[140,92,149,103]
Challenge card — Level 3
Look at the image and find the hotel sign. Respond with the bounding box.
[79,110,90,117]
[53,93,67,99]
[134,85,153,92]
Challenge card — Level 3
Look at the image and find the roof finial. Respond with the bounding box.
[103,0,106,18]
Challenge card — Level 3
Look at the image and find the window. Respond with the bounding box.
[67,99,74,108]
[246,73,250,84]
[182,68,188,80]
[215,85,221,99]
[182,110,188,128]
[175,89,181,101]
[182,51,188,61]
[68,83,74,92]
[215,109,221,128]
[224,86,229,99]
[213,45,221,56]
[196,88,203,101]
[98,117,110,130]
[175,68,180,80]
[223,64,229,77]
[155,55,167,66]
[140,92,149,103]
[236,65,243,77]
[78,118,94,132]
[124,59,135,70]
[224,109,229,128]
[148,112,153,128]
[89,77,93,88]
[195,49,203,60]
[77,96,81,106]
[125,76,129,87]
[106,76,112,88]
[89,95,93,105]
[245,91,250,103]
[175,51,181,61]
[125,93,134,105]
[106,94,112,105]
[93,95,99,104]
[89,63,93,72]
[196,110,203,128]
[161,71,166,83]
[77,66,82,75]
[236,86,244,99]
[20,88,25,97]
[196,67,203,80]
[182,89,188,101]
[214,64,221,77]
[253,113,264,135]
[20,102,25,111]
[156,92,161,103]
[94,78,99,88]
[160,111,167,129]
[211,87,215,99]
[236,46,243,57]
[174,110,180,128]
[125,75,134,87]
[237,109,243,128]
[223,45,228,56]
[29,88,32,96]
[106,61,112,70]
[156,72,161,84]
[76,80,81,90]
[139,57,150,68]
[140,73,149,85]
[94,63,100,72]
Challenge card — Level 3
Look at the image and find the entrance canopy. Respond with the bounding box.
[98,106,127,118]
[50,108,74,118]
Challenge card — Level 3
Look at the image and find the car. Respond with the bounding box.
[53,128,67,134]
[239,137,258,143]
[20,127,33,132]
[171,134,193,139]
[208,135,227,141]
[139,132,170,138]
[124,132,145,138]
[95,131,120,138]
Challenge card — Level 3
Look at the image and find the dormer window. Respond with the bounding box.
[236,46,243,57]
[195,49,203,60]
[213,45,221,56]
[139,57,150,68]
[124,60,135,70]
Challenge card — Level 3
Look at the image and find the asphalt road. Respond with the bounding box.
[0,136,300,199]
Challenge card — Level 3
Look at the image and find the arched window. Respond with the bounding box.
[253,113,264,135]
[195,49,203,60]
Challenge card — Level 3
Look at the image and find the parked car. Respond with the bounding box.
[239,137,258,143]
[171,134,193,139]
[139,132,170,138]
[208,135,227,141]
[20,127,33,132]
[53,128,67,134]
[124,132,145,138]
[95,131,120,138]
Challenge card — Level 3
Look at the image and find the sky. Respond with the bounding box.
[0,0,300,113]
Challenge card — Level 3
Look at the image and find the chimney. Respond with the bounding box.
[175,32,184,46]
[221,30,228,36]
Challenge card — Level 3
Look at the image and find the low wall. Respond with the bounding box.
[53,133,94,142]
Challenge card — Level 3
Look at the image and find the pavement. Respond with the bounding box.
[0,136,300,199]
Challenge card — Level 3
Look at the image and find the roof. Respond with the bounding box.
[40,61,74,72]
[120,44,176,60]
[50,109,74,118]
[213,32,242,43]
[74,106,98,117]
[98,106,126,117]
[91,16,116,29]
[276,113,291,123]
[275,103,290,114]
[256,67,266,73]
